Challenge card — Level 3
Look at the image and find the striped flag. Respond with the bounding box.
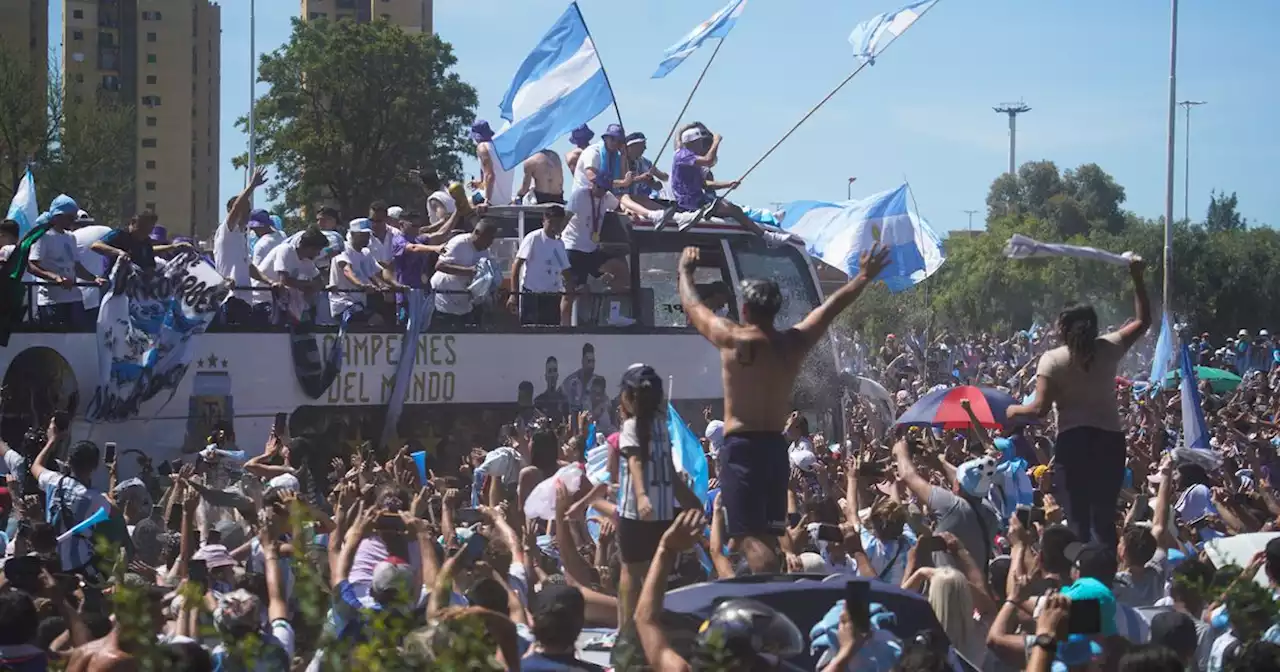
[652,0,747,78]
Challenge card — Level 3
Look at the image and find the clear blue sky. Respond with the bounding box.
[55,0,1280,231]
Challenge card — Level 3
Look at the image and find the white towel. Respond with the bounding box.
[1004,233,1137,266]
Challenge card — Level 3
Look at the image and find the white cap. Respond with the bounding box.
[387,206,404,219]
[680,127,710,144]
[1239,328,1250,338]
[1261,329,1270,338]
[348,217,372,233]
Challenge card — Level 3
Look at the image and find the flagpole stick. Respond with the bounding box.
[653,38,727,166]
[572,2,625,130]
[728,0,944,193]
[902,179,933,387]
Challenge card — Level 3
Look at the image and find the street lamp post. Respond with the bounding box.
[1162,0,1178,312]
[1178,100,1206,223]
[963,209,978,232]
[847,176,857,200]
[248,0,257,205]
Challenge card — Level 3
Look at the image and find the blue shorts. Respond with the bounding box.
[719,431,789,538]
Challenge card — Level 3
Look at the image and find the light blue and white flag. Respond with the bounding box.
[493,3,615,171]
[652,0,747,79]
[668,402,709,505]
[379,289,432,453]
[1174,344,1222,470]
[5,167,38,238]
[1148,311,1175,395]
[780,185,945,292]
[849,0,938,64]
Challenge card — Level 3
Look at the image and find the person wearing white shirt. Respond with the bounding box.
[213,169,271,325]
[364,200,403,270]
[330,219,396,324]
[472,120,515,206]
[563,173,634,327]
[429,220,497,329]
[507,205,571,326]
[571,124,629,195]
[26,195,107,329]
[247,212,287,321]
[0,220,18,262]
[287,206,345,325]
[24,424,111,572]
[256,228,328,325]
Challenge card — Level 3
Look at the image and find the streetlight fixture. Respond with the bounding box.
[847,176,857,200]
[1178,100,1206,223]
[963,209,978,232]
[993,101,1031,175]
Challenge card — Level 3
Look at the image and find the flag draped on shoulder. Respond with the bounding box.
[0,217,51,347]
[1174,344,1221,470]
[652,0,747,79]
[5,167,38,237]
[492,3,616,171]
[780,185,945,292]
[849,0,938,64]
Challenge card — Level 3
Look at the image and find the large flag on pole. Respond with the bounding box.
[5,167,38,238]
[849,0,938,64]
[1148,311,1175,395]
[652,0,747,79]
[1174,344,1222,470]
[493,3,616,171]
[780,185,945,292]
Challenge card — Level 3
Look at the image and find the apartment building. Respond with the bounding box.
[300,0,433,34]
[0,0,50,100]
[63,0,221,238]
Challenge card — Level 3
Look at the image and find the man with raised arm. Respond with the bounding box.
[678,243,890,573]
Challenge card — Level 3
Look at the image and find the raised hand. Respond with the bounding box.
[857,243,892,281]
[658,509,705,552]
[679,246,701,271]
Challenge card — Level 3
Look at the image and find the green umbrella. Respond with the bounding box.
[1164,366,1242,394]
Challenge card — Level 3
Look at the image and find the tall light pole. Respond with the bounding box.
[1178,100,1206,223]
[248,0,257,204]
[963,209,978,232]
[1162,0,1178,312]
[847,176,857,200]
[993,101,1031,175]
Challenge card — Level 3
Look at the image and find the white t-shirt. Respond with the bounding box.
[328,248,379,316]
[28,228,80,305]
[258,242,318,317]
[213,216,252,302]
[516,229,569,293]
[563,189,618,254]
[0,244,10,262]
[430,233,488,315]
[366,224,402,265]
[571,142,620,194]
[249,231,286,303]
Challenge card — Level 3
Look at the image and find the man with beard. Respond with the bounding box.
[534,356,570,423]
[560,342,606,417]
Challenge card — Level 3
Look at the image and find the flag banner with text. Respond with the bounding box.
[86,250,228,422]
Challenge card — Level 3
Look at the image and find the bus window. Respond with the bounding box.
[638,242,733,328]
[729,239,820,329]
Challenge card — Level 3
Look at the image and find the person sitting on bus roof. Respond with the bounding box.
[618,132,678,223]
[566,124,594,176]
[669,123,798,247]
[517,149,566,205]
[472,119,516,206]
[508,205,572,326]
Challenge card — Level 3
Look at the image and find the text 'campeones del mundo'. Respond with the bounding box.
[321,334,458,405]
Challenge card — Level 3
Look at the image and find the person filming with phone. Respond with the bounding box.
[22,415,113,574]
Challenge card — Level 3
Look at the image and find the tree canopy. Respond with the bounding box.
[235,18,478,218]
[846,161,1277,339]
[0,50,135,222]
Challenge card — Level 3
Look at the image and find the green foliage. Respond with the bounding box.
[234,18,478,218]
[0,51,136,223]
[845,161,1278,339]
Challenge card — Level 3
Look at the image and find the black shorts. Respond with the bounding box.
[618,514,677,564]
[719,431,790,538]
[533,191,565,205]
[519,289,561,325]
[567,249,612,288]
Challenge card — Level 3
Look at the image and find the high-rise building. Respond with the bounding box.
[63,0,221,238]
[300,0,433,34]
[0,0,50,100]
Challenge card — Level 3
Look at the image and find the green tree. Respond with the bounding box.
[1205,190,1246,232]
[235,18,478,218]
[0,47,54,198]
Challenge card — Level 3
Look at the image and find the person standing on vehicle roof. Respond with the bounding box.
[678,243,891,573]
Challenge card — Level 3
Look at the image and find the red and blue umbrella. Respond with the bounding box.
[894,385,1018,430]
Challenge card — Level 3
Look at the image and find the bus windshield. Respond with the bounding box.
[728,237,822,328]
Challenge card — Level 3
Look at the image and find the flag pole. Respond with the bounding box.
[729,0,942,192]
[652,38,727,166]
[902,179,933,386]
[571,2,624,130]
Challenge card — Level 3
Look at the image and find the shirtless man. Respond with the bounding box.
[565,124,594,176]
[517,149,565,204]
[678,243,891,572]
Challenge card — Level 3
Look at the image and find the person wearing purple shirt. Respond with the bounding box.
[390,210,472,322]
[668,124,797,247]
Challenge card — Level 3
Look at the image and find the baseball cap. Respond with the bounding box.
[1060,577,1117,636]
[621,363,661,390]
[248,208,274,228]
[531,583,585,620]
[371,556,414,602]
[348,217,373,233]
[1149,611,1197,656]
[266,473,300,495]
[49,194,79,216]
[680,126,709,144]
[1064,541,1117,582]
[387,206,404,219]
[625,131,647,146]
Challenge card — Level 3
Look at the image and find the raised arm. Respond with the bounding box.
[678,247,737,348]
[793,245,891,351]
[1112,258,1151,350]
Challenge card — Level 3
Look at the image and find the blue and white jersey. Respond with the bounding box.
[617,417,676,521]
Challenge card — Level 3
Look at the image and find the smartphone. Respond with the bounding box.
[376,513,406,532]
[916,535,947,555]
[844,580,872,631]
[461,533,488,565]
[455,508,485,525]
[104,442,117,465]
[815,523,843,543]
[273,413,288,436]
[52,411,70,432]
[1067,598,1102,634]
[188,559,209,587]
[1015,506,1045,528]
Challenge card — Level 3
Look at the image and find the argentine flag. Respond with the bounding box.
[1148,311,1175,396]
[850,0,938,64]
[493,3,615,172]
[780,185,945,292]
[652,0,747,79]
[668,402,709,505]
[5,168,38,238]
[1174,344,1221,470]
